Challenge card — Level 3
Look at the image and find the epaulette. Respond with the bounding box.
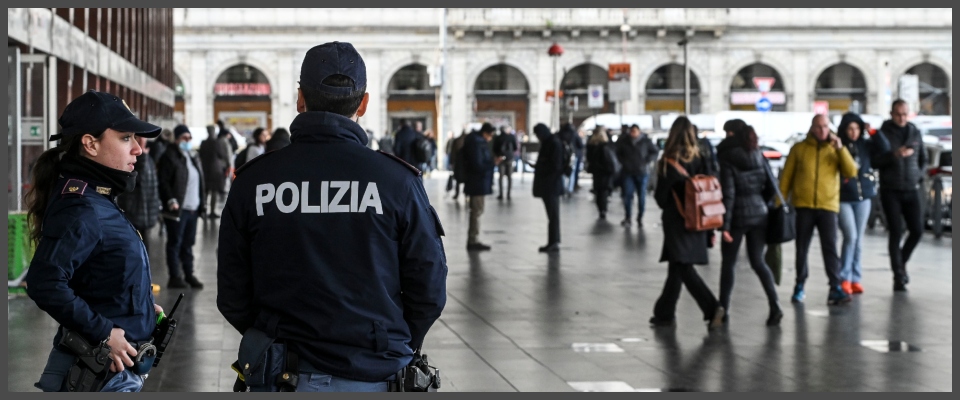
[234,150,278,177]
[61,178,88,197]
[377,151,422,176]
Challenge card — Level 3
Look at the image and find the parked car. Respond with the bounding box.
[921,133,952,238]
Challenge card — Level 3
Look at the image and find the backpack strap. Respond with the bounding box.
[664,158,689,218]
[664,158,689,178]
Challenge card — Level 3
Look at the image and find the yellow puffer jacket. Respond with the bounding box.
[779,134,858,213]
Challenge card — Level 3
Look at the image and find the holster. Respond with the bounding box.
[231,327,276,392]
[58,328,111,392]
[391,352,441,392]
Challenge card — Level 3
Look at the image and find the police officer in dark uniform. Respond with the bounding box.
[217,41,447,392]
[25,90,166,392]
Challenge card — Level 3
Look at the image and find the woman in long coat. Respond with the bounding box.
[650,116,725,330]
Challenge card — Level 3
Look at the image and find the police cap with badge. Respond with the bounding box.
[52,89,162,142]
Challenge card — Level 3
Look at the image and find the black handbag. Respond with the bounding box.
[765,163,796,244]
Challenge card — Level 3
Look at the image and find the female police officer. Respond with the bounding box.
[25,90,165,392]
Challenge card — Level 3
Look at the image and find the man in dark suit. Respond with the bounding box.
[533,123,565,253]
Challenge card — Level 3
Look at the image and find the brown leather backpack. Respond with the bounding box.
[665,158,725,232]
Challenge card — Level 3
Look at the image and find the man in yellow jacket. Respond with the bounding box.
[780,114,857,305]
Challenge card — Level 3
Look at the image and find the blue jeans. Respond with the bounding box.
[839,199,871,283]
[36,347,144,392]
[164,209,199,278]
[566,154,583,193]
[249,343,391,392]
[621,174,650,220]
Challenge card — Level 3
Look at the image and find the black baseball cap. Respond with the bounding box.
[51,90,162,141]
[299,41,367,96]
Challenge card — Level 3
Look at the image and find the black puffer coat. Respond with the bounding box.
[874,120,926,191]
[716,139,776,232]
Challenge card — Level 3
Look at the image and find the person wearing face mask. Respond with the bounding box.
[157,125,206,289]
[25,90,166,391]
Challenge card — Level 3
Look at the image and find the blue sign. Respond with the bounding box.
[756,97,772,112]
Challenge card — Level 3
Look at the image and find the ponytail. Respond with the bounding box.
[25,134,87,243]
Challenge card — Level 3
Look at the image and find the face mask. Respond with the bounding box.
[179,142,192,152]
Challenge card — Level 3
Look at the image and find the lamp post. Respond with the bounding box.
[677,38,690,115]
[548,43,564,130]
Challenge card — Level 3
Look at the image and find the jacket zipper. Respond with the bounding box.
[852,143,863,201]
[814,144,820,206]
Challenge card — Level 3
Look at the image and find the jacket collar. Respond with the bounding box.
[289,112,369,146]
[804,133,831,147]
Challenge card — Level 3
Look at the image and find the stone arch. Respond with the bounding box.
[208,56,278,97]
[725,59,790,93]
[639,60,710,97]
[467,60,535,95]
[892,55,952,89]
[809,56,874,96]
[382,55,428,95]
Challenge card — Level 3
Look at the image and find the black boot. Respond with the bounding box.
[766,302,784,326]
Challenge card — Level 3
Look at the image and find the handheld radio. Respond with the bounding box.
[151,293,184,367]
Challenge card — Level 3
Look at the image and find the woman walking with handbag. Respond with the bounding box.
[715,125,783,326]
[649,116,726,330]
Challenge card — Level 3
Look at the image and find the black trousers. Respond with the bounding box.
[794,208,841,288]
[653,262,720,321]
[542,195,561,245]
[719,225,779,313]
[879,189,923,284]
[205,189,221,215]
[592,174,611,214]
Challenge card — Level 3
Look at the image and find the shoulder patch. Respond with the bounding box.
[61,179,88,196]
[378,151,422,176]
[234,150,278,177]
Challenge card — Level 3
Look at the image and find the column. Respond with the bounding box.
[875,50,892,115]
[363,50,383,137]
[707,50,725,114]
[535,52,554,130]
[188,51,209,128]
[792,51,809,112]
[275,50,295,130]
[449,51,468,135]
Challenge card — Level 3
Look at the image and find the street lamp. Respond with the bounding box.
[677,38,690,115]
[548,42,564,130]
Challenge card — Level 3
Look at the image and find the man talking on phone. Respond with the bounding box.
[779,114,858,305]
[874,99,927,292]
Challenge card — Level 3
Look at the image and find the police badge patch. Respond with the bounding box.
[61,179,88,196]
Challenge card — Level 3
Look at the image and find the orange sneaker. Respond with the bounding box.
[850,282,864,294]
[840,280,853,294]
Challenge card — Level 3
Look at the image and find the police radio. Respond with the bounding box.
[151,293,184,367]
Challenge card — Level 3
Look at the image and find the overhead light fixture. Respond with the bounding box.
[620,24,630,32]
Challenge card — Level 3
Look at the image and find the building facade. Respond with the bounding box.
[8,8,176,210]
[172,8,951,145]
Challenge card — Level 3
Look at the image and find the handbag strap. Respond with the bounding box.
[764,161,788,210]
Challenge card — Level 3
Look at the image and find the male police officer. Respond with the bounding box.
[217,41,447,392]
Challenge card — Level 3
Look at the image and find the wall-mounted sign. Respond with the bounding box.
[608,63,631,81]
[730,91,786,105]
[214,83,271,96]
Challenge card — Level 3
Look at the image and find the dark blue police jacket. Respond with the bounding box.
[26,175,156,348]
[217,111,448,382]
[461,131,494,196]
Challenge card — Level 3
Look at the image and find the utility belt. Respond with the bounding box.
[57,327,156,392]
[231,328,440,392]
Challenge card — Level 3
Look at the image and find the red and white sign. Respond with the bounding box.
[730,91,786,105]
[813,101,830,115]
[752,77,776,94]
[214,83,271,96]
[545,90,564,102]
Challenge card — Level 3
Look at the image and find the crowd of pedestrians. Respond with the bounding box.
[439,99,930,330]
